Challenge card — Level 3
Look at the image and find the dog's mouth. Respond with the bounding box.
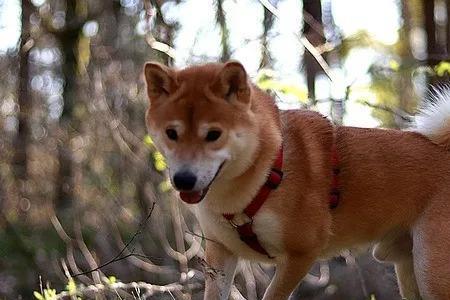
[179,162,225,204]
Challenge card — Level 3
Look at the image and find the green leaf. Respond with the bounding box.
[33,291,45,300]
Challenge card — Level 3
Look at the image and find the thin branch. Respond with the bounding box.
[71,203,156,278]
[184,230,219,244]
[359,100,412,122]
[302,9,326,38]
[145,35,177,59]
[258,0,336,82]
[111,220,176,275]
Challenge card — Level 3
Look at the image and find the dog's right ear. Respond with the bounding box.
[144,62,176,103]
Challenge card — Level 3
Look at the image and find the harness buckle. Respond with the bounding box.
[228,214,253,228]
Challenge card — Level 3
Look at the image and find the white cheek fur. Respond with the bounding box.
[191,155,228,189]
[226,130,258,172]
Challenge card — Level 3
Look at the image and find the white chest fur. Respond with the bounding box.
[194,204,284,263]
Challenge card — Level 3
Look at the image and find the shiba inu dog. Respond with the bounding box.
[144,60,450,300]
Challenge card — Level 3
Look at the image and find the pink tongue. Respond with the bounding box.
[179,191,202,204]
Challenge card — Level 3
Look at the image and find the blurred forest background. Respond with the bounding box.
[0,0,449,299]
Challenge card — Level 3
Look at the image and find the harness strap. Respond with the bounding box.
[223,148,283,257]
[223,139,341,257]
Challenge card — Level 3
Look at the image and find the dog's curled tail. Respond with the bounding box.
[414,86,450,149]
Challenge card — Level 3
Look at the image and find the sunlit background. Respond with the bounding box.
[0,0,449,299]
[0,0,425,128]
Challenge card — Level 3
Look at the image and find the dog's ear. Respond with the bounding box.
[144,62,176,103]
[212,61,250,104]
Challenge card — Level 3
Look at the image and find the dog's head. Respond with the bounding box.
[144,61,260,204]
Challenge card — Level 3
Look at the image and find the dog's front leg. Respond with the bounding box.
[204,240,238,300]
[262,255,315,300]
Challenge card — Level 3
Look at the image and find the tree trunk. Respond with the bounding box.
[423,0,448,64]
[397,0,417,115]
[13,0,33,185]
[216,0,230,62]
[54,0,81,210]
[260,1,276,68]
[424,0,437,65]
[302,0,325,104]
[447,0,450,54]
[423,0,449,85]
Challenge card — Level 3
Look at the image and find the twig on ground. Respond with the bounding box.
[55,281,203,300]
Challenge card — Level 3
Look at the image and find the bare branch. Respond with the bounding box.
[71,203,157,278]
[258,0,336,82]
[359,100,412,122]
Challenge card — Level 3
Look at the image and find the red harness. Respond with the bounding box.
[223,144,340,257]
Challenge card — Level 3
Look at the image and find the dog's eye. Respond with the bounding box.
[205,130,222,142]
[166,128,178,141]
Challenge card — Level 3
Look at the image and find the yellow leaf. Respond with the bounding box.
[33,292,44,300]
[107,275,117,285]
[43,288,57,300]
[435,61,450,77]
[66,279,76,295]
[77,35,91,76]
[389,59,399,71]
[143,135,154,147]
[153,151,164,161]
[155,160,167,172]
[158,179,172,192]
[257,78,308,103]
[153,151,167,171]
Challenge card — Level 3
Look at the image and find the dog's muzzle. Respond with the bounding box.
[178,161,225,204]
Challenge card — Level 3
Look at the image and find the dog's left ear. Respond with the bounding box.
[212,61,250,105]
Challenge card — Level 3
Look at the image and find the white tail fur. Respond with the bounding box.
[414,86,450,149]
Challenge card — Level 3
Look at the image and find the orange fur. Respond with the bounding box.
[144,61,450,300]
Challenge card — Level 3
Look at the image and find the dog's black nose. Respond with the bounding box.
[173,171,197,191]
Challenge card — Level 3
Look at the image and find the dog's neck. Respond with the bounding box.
[202,88,282,214]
